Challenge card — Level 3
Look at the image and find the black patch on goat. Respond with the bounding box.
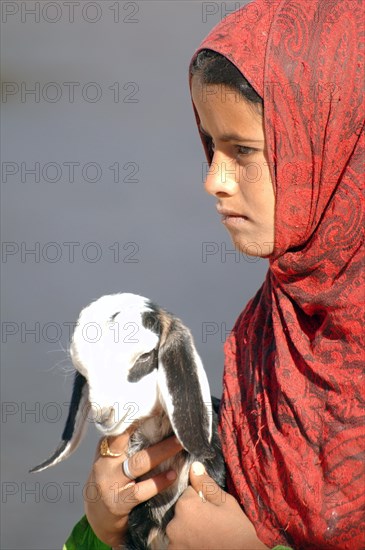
[62,371,87,440]
[127,307,161,383]
[128,348,158,383]
[142,304,162,336]
[29,371,89,473]
[161,321,212,458]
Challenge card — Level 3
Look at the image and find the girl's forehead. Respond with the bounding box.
[192,79,264,136]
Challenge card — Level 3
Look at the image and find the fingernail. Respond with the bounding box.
[166,470,177,481]
[192,461,205,476]
[120,481,136,491]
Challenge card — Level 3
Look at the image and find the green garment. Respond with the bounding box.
[63,515,293,550]
[63,515,110,550]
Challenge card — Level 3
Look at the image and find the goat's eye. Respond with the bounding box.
[139,352,152,362]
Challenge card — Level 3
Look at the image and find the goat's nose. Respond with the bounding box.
[96,407,115,425]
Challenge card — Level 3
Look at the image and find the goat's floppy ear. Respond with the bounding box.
[29,372,90,473]
[157,320,213,458]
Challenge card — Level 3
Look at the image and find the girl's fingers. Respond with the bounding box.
[122,436,183,480]
[91,433,182,514]
[118,469,178,507]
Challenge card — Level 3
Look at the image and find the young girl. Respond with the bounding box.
[65,0,364,548]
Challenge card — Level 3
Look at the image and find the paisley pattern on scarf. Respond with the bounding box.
[190,1,364,548]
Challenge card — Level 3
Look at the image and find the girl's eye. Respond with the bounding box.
[236,145,256,156]
[205,135,256,158]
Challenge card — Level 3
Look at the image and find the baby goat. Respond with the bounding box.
[30,293,225,549]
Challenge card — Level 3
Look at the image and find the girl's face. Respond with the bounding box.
[192,76,275,257]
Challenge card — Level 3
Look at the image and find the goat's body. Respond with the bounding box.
[29,294,226,549]
[124,399,225,550]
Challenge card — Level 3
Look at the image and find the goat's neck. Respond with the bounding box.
[129,410,173,452]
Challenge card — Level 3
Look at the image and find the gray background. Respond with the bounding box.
[1,1,268,548]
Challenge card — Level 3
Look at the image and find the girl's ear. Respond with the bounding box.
[29,372,90,473]
[157,321,213,458]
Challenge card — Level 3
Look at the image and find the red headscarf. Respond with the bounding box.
[190,1,364,548]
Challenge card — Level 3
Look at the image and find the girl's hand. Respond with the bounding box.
[166,461,269,550]
[84,429,182,547]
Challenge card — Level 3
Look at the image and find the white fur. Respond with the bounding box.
[31,292,218,549]
[70,293,160,434]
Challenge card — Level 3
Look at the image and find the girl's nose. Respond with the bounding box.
[204,152,238,197]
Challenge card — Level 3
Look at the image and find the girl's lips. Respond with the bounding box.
[217,205,248,218]
[221,214,248,226]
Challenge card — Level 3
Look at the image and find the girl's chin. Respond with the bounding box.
[228,235,274,258]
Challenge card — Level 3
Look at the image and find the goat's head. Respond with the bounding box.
[30,293,213,473]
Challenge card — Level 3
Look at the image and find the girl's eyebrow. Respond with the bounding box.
[199,123,264,143]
